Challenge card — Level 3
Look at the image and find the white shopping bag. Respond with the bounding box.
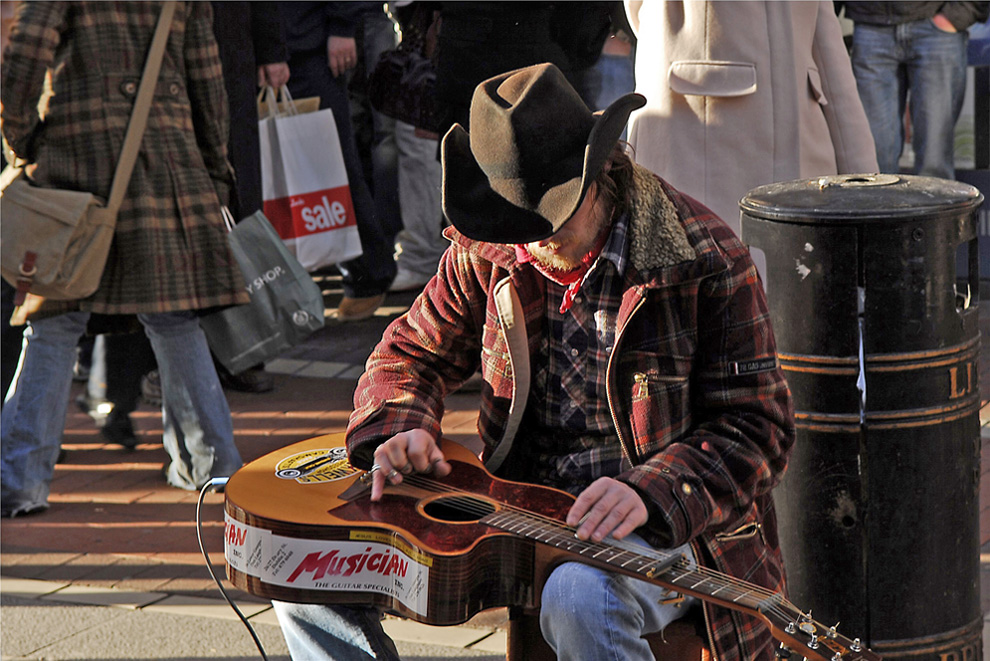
[259,87,363,271]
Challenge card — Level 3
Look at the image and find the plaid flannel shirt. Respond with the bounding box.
[524,211,629,492]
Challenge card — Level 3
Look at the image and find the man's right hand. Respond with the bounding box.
[327,35,357,77]
[370,430,451,501]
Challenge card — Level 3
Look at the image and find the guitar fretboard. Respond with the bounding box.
[480,508,781,614]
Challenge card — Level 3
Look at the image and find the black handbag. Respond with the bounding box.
[367,29,440,134]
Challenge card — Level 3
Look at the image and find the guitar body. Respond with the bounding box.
[225,433,882,661]
[224,433,574,625]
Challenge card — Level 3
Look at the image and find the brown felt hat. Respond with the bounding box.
[441,63,645,244]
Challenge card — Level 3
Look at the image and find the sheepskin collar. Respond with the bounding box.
[625,163,697,272]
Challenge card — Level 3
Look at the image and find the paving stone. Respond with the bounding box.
[1,577,69,598]
[41,584,167,609]
[248,608,282,627]
[382,618,494,648]
[143,594,270,621]
[468,630,508,653]
[265,358,309,375]
[296,361,351,379]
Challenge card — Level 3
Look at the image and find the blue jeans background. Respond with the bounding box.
[1,310,241,514]
[851,19,969,179]
[273,535,697,660]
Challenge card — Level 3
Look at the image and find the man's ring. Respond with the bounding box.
[387,469,399,480]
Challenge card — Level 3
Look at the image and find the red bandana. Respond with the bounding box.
[515,228,610,314]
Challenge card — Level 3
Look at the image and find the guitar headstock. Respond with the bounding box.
[764,602,883,661]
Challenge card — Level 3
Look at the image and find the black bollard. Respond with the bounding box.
[741,173,984,661]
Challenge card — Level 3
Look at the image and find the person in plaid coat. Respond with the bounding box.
[274,64,795,661]
[1,1,249,514]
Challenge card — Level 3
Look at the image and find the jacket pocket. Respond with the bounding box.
[667,60,757,97]
[627,353,693,451]
[807,67,828,106]
[704,502,781,588]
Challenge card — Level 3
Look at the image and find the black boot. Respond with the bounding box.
[102,409,138,450]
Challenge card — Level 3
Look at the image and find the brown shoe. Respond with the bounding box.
[336,293,386,322]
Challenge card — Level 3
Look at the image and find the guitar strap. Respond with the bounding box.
[487,277,530,473]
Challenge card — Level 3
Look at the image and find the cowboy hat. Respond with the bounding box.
[442,63,645,244]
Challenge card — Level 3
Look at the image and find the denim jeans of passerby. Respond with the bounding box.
[393,120,447,279]
[272,535,697,660]
[851,19,969,180]
[1,310,241,515]
[287,55,396,299]
[142,311,242,490]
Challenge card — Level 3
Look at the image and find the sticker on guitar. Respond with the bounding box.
[274,447,359,484]
[224,515,432,616]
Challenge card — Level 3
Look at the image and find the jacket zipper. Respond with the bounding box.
[714,521,764,543]
[632,371,689,398]
[606,294,646,465]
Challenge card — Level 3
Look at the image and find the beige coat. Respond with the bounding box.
[625,0,878,240]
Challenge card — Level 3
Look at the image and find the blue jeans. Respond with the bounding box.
[272,536,697,660]
[1,310,241,514]
[851,19,969,180]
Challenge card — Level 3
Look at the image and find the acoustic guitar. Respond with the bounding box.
[224,433,880,661]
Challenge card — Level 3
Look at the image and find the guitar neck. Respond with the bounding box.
[480,508,879,661]
[480,509,773,612]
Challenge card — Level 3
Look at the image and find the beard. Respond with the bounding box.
[525,239,584,273]
[525,197,612,273]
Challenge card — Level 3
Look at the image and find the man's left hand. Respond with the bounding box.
[566,477,648,542]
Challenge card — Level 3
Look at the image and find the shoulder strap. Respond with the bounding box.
[105,1,177,214]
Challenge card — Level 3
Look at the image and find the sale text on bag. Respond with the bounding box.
[264,187,356,240]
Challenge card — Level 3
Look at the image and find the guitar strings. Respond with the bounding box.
[384,472,855,652]
[398,473,812,635]
[394,473,806,630]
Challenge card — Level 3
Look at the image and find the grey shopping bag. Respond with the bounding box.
[201,210,325,374]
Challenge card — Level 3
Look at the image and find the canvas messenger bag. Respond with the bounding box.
[0,2,176,305]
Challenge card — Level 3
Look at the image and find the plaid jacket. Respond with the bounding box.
[348,166,796,661]
[1,1,247,314]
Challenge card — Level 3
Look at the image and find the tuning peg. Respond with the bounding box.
[832,653,842,661]
[828,623,840,639]
[785,621,797,634]
[809,633,820,650]
[851,638,863,652]
[799,610,813,623]
[775,643,792,659]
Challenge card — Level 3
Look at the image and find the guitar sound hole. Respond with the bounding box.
[422,495,496,523]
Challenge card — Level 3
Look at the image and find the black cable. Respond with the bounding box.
[196,478,270,661]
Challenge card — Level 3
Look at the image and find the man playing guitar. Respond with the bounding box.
[272,63,795,661]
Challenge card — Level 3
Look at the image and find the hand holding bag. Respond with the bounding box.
[0,2,176,305]
[259,86,364,272]
[200,209,326,375]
